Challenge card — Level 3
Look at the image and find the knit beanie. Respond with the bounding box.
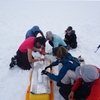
[46,31,53,39]
[75,65,99,82]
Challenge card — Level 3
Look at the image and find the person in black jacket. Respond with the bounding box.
[64,26,77,49]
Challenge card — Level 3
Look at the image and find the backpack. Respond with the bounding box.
[70,57,80,66]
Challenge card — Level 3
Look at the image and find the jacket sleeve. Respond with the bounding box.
[47,63,70,82]
[50,60,59,66]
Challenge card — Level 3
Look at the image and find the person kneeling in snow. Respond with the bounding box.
[25,26,46,55]
[64,26,77,49]
[59,65,100,100]
[41,46,80,86]
[9,36,46,70]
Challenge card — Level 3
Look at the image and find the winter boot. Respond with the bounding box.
[9,56,17,69]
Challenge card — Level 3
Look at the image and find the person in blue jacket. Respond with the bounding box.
[25,26,45,39]
[41,46,80,85]
[25,26,46,53]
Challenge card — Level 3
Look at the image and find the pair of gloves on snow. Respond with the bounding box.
[41,65,52,75]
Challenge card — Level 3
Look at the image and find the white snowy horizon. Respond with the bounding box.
[0,1,100,100]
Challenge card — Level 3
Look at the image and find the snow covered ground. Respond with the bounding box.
[0,1,100,100]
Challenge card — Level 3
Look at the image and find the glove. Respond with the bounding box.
[41,47,45,52]
[39,50,43,54]
[39,47,45,55]
[45,65,52,70]
[41,70,48,75]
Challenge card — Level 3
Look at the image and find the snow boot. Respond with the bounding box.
[9,56,17,69]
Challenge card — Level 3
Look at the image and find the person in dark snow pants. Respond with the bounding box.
[9,37,46,70]
[64,26,77,49]
[59,65,100,100]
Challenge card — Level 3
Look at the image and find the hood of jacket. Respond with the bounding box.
[32,26,42,33]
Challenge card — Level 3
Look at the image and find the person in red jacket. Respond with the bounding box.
[59,65,100,100]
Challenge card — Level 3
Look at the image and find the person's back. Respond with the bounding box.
[19,37,35,52]
[52,34,67,48]
[46,31,67,48]
[25,26,43,39]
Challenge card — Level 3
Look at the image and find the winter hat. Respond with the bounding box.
[65,26,72,32]
[75,65,99,82]
[46,31,53,40]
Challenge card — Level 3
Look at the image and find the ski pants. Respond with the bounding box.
[64,40,77,49]
[59,83,91,100]
[16,50,32,70]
